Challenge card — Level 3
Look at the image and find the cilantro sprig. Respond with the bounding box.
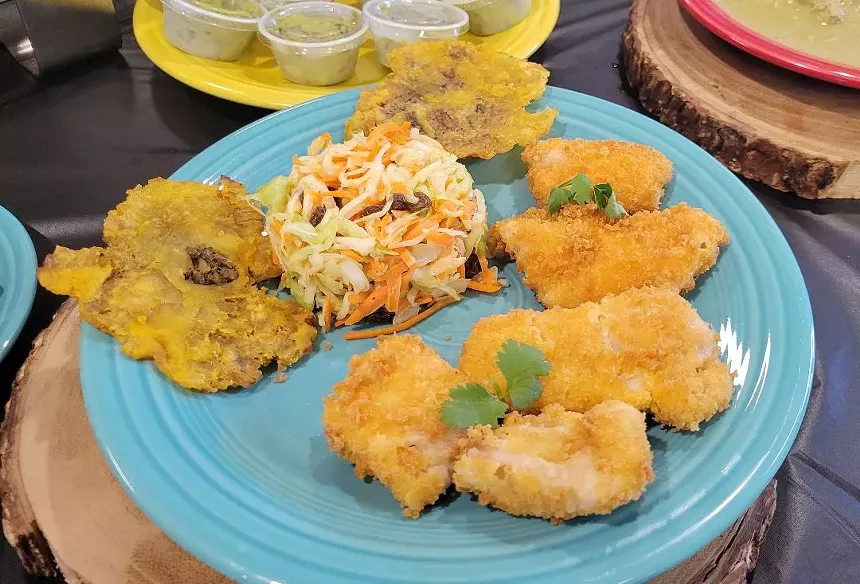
[441,384,509,429]
[441,340,550,429]
[547,173,628,219]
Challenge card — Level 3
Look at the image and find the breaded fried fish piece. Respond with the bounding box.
[459,287,733,431]
[522,138,673,212]
[103,177,282,283]
[488,203,729,309]
[38,246,316,391]
[323,335,467,518]
[345,40,557,159]
[454,402,653,522]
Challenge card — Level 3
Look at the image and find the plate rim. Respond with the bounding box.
[80,85,815,583]
[132,0,561,109]
[0,205,37,363]
[680,0,860,89]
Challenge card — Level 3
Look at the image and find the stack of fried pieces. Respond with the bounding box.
[323,138,733,522]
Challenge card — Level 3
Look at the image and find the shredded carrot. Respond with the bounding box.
[307,192,324,207]
[343,167,369,180]
[397,249,416,267]
[343,284,388,326]
[309,132,332,155]
[399,269,413,288]
[467,280,502,293]
[375,181,390,197]
[350,289,370,305]
[385,275,402,312]
[367,142,381,161]
[457,263,466,278]
[476,253,499,285]
[425,232,455,247]
[402,218,438,242]
[384,256,407,273]
[344,298,458,341]
[339,249,365,263]
[329,189,360,200]
[437,200,459,215]
[322,297,333,332]
[369,122,411,145]
[367,258,387,279]
[368,122,401,139]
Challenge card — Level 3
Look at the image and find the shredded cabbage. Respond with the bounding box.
[248,125,494,328]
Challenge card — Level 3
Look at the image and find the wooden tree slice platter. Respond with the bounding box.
[0,300,776,583]
[622,0,860,199]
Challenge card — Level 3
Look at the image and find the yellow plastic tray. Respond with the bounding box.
[133,0,560,109]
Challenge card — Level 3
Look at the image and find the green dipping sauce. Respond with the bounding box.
[270,13,359,42]
[191,0,258,18]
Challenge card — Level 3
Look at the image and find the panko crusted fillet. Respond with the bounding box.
[522,138,674,212]
[459,287,734,431]
[454,402,654,522]
[322,335,466,518]
[38,246,316,391]
[36,178,315,392]
[488,203,729,309]
[344,40,557,159]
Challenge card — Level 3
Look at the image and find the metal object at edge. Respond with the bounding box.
[0,0,120,77]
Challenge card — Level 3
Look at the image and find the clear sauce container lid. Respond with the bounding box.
[163,0,264,30]
[258,2,368,54]
[258,0,334,10]
[442,0,499,10]
[363,0,469,36]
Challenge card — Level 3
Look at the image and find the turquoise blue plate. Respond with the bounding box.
[80,87,814,583]
[0,205,37,362]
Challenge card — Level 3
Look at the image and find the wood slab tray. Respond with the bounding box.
[623,0,860,199]
[0,300,776,583]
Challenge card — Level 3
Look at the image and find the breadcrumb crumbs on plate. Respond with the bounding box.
[274,374,287,383]
[323,340,333,351]
[445,334,452,341]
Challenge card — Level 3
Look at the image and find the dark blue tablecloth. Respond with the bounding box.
[1,0,858,582]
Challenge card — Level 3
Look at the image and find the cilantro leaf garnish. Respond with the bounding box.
[547,188,570,214]
[548,172,592,214]
[497,340,551,409]
[441,383,508,428]
[547,174,628,219]
[592,182,613,207]
[441,342,551,429]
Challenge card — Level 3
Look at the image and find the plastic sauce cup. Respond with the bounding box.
[162,0,263,61]
[362,0,468,68]
[259,2,367,86]
[447,0,530,36]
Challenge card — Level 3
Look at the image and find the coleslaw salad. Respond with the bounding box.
[249,123,501,337]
